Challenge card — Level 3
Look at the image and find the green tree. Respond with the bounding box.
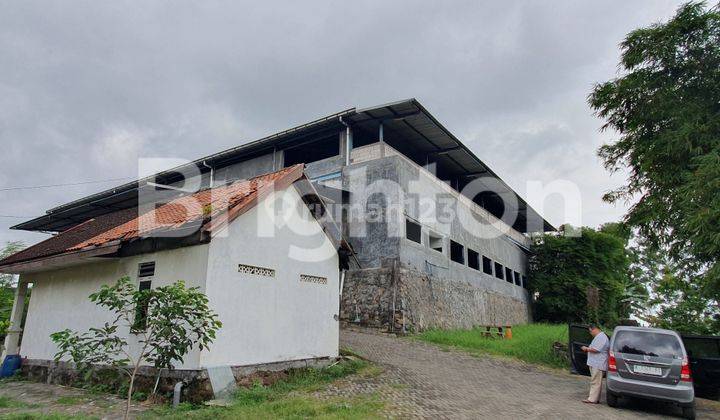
[528,225,630,325]
[589,2,720,299]
[0,241,25,334]
[598,222,651,320]
[51,277,222,420]
[601,224,718,333]
[649,270,720,335]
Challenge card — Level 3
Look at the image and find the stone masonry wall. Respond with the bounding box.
[340,264,531,332]
[340,266,395,327]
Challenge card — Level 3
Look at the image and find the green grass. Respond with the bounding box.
[143,359,385,419]
[0,396,31,409]
[416,323,569,369]
[0,396,91,420]
[0,415,96,420]
[55,396,88,406]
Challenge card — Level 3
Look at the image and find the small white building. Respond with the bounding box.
[0,164,350,371]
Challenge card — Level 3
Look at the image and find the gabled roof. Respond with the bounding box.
[0,165,348,273]
[12,99,554,233]
[348,100,554,232]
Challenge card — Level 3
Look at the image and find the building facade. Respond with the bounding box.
[1,166,345,372]
[6,99,552,340]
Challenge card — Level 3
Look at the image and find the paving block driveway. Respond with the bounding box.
[338,329,720,419]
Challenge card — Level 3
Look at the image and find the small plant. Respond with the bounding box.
[51,277,222,420]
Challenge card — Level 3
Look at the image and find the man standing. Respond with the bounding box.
[581,324,609,404]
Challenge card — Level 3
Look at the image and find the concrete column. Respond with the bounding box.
[1,280,28,360]
[343,127,353,166]
[273,148,284,171]
[339,131,346,164]
[379,121,385,158]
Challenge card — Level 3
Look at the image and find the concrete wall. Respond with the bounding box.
[342,156,403,268]
[20,245,210,369]
[340,266,530,332]
[349,142,400,164]
[19,185,340,370]
[342,151,528,282]
[213,152,279,184]
[201,185,340,367]
[337,149,531,329]
[304,156,344,180]
[395,155,529,300]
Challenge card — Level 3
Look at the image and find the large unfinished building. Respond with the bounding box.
[12,99,553,331]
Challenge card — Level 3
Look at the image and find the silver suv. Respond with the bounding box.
[607,326,695,419]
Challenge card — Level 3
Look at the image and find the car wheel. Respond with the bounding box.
[681,402,696,420]
[606,390,619,408]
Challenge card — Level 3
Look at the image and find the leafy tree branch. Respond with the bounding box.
[51,277,222,420]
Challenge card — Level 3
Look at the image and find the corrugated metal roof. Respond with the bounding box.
[12,99,553,233]
[0,165,306,268]
[349,99,553,232]
[12,109,353,232]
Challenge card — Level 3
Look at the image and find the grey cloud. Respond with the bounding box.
[0,0,684,245]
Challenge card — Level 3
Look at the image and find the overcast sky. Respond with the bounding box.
[0,0,684,246]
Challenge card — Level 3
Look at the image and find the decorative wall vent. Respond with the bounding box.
[138,262,155,278]
[238,263,275,277]
[300,274,327,285]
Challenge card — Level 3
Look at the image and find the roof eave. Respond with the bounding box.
[12,108,356,233]
[0,242,122,274]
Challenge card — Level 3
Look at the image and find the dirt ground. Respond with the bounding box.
[0,380,147,419]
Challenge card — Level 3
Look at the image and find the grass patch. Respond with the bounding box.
[0,396,32,409]
[55,396,88,406]
[0,415,96,420]
[144,359,385,419]
[0,373,26,385]
[356,364,383,378]
[0,397,86,419]
[154,394,383,420]
[416,323,569,369]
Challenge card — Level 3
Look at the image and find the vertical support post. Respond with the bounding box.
[379,121,385,158]
[344,126,353,166]
[274,148,284,171]
[390,259,398,333]
[2,280,28,360]
[339,270,346,298]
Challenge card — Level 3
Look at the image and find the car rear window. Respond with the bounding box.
[613,331,683,358]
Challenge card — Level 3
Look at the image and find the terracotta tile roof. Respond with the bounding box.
[0,209,137,267]
[0,165,305,268]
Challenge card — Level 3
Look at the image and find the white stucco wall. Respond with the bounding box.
[20,245,210,369]
[200,185,340,367]
[19,184,340,370]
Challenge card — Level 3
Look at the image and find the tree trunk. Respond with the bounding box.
[125,364,141,420]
